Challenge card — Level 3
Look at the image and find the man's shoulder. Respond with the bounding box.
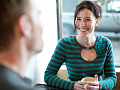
[0,65,34,90]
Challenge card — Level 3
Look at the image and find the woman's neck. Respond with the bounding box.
[77,35,96,47]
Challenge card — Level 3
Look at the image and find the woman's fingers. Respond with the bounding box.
[86,85,99,90]
[73,77,100,90]
[85,81,100,90]
[87,82,99,86]
[94,74,98,82]
[73,81,87,90]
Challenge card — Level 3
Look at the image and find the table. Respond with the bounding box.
[35,84,65,90]
[34,84,119,90]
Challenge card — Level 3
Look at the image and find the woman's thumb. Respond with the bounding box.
[94,74,98,82]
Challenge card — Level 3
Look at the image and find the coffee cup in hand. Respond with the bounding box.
[81,77,95,82]
[81,77,96,89]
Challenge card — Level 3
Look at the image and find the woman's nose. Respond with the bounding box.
[80,20,86,26]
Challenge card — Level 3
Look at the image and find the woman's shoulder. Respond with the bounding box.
[95,34,112,54]
[96,34,111,43]
[58,35,75,42]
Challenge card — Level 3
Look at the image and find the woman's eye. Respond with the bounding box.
[77,18,81,21]
[86,19,90,21]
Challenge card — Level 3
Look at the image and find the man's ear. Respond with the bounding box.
[18,15,32,37]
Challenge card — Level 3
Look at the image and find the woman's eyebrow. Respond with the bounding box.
[77,17,91,18]
[86,17,91,18]
[77,17,81,18]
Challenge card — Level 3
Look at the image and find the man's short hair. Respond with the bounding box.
[0,0,31,51]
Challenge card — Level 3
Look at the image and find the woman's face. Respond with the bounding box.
[75,8,99,38]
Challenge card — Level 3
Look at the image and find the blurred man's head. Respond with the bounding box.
[0,0,43,54]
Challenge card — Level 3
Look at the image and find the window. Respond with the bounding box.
[57,0,120,66]
[107,0,120,12]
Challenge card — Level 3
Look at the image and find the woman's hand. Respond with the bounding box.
[85,81,100,90]
[73,74,100,90]
[85,74,100,90]
[73,81,99,90]
[73,81,87,90]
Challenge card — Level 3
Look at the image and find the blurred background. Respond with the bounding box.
[25,0,120,87]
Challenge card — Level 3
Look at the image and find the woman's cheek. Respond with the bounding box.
[76,23,79,29]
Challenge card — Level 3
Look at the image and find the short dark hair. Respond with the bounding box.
[74,0,102,29]
[0,0,31,51]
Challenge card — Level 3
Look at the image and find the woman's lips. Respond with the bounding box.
[79,28,88,32]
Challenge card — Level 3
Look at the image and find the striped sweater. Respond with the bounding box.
[44,35,117,90]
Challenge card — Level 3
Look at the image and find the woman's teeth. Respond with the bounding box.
[81,29,87,31]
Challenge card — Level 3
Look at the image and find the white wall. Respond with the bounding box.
[25,0,57,85]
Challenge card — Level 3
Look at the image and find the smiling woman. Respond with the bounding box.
[44,0,117,90]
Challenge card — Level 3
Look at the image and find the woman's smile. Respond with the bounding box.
[80,28,89,32]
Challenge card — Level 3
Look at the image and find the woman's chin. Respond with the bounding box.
[79,34,88,38]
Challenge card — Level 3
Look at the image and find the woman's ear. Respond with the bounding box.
[95,18,99,27]
[18,15,32,37]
